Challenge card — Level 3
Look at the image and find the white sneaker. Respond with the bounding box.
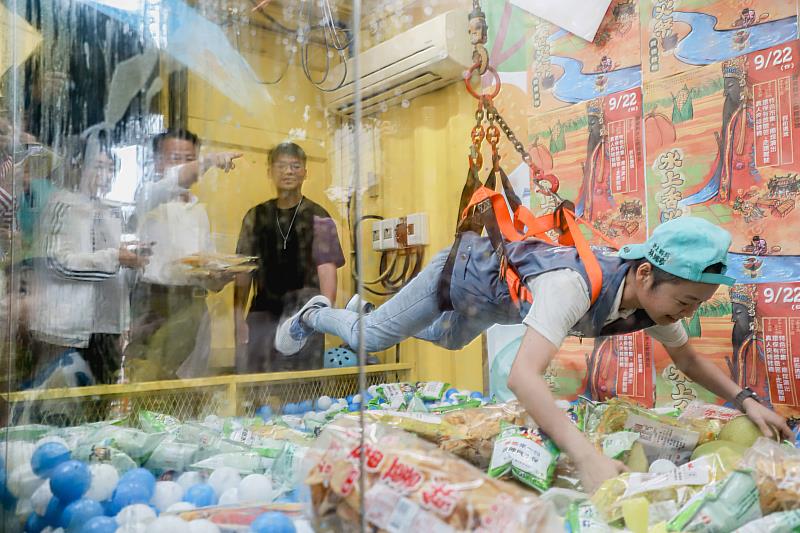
[345,294,375,315]
[274,295,331,355]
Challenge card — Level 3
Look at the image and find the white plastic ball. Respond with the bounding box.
[207,467,240,497]
[84,463,119,502]
[117,503,157,526]
[368,385,378,396]
[238,474,272,503]
[188,519,221,533]
[116,524,148,533]
[15,495,33,518]
[352,394,362,404]
[150,480,184,512]
[166,502,196,513]
[176,471,204,491]
[315,396,332,411]
[218,487,238,506]
[8,462,42,499]
[31,480,53,515]
[148,516,191,533]
[2,441,36,469]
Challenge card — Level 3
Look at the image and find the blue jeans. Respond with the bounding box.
[305,251,492,352]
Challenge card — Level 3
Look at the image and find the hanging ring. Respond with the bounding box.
[464,65,501,100]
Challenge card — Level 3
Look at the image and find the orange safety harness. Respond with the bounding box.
[437,26,619,312]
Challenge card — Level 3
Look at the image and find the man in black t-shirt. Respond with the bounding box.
[234,142,345,372]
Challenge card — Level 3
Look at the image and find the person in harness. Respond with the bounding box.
[275,215,793,491]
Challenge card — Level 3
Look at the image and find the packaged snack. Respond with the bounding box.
[566,500,615,533]
[593,399,715,465]
[190,452,273,475]
[488,422,560,492]
[666,470,761,532]
[72,442,137,472]
[139,410,181,433]
[592,454,730,523]
[733,510,800,533]
[304,418,562,532]
[375,382,414,410]
[88,426,166,463]
[415,381,450,402]
[740,437,800,513]
[438,401,531,468]
[601,431,641,460]
[144,436,199,476]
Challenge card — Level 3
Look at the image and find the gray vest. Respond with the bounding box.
[448,232,655,338]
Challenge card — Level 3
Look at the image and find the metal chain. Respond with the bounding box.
[486,101,563,201]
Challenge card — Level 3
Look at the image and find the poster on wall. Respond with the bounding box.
[526,86,647,247]
[487,0,642,114]
[644,40,800,255]
[641,0,798,81]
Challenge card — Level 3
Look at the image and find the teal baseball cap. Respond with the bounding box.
[618,217,736,286]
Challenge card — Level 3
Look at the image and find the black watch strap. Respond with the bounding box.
[733,387,760,412]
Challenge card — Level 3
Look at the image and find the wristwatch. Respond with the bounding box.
[733,387,761,412]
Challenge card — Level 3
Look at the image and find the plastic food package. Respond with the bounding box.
[740,437,800,513]
[566,500,616,533]
[592,453,730,523]
[666,470,761,532]
[733,509,800,533]
[488,422,560,492]
[592,399,716,464]
[87,425,166,463]
[304,417,563,532]
[438,401,531,468]
[416,381,451,402]
[139,410,182,434]
[143,436,200,476]
[190,452,274,475]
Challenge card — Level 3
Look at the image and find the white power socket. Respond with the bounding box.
[380,218,398,250]
[405,212,429,246]
[371,220,383,251]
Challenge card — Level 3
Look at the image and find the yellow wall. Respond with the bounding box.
[185,37,486,392]
[185,49,351,368]
[357,84,485,392]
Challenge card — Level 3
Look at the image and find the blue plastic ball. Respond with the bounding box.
[345,395,354,403]
[301,400,313,413]
[348,403,361,412]
[445,388,458,400]
[60,498,104,530]
[283,403,297,415]
[109,482,151,515]
[183,483,217,508]
[43,497,65,526]
[80,516,118,533]
[256,405,273,420]
[118,468,156,494]
[50,461,91,503]
[469,391,483,400]
[100,499,115,516]
[0,467,13,505]
[26,511,47,533]
[31,443,71,477]
[250,511,296,533]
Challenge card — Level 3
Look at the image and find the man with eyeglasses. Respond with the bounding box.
[125,129,241,380]
[234,142,344,373]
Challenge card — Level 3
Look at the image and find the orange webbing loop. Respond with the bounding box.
[561,209,603,305]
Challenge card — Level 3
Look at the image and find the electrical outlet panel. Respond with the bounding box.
[405,212,429,246]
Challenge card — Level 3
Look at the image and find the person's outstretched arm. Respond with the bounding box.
[508,327,628,493]
[665,340,793,439]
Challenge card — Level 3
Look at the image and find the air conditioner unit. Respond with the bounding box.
[324,10,473,116]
